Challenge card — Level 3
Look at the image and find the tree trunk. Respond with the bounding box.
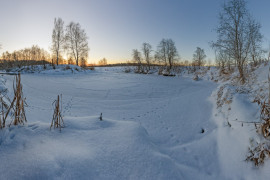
[238,64,245,84]
[56,52,59,66]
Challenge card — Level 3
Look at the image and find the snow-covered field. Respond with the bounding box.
[0,65,269,179]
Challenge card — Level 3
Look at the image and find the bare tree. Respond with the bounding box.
[155,39,167,66]
[249,18,263,66]
[212,0,262,83]
[156,38,178,69]
[132,49,142,72]
[0,45,2,60]
[65,22,89,66]
[215,50,231,73]
[98,58,107,65]
[192,47,206,69]
[141,43,152,71]
[67,56,75,65]
[51,18,65,66]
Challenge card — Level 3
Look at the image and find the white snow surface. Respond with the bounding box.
[0,65,269,179]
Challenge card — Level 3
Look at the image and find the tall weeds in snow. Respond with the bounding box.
[0,73,27,128]
[0,95,9,128]
[11,73,27,125]
[50,95,64,131]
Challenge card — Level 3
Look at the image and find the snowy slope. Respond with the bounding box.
[0,64,269,179]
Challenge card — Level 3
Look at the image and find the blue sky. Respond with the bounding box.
[0,0,270,64]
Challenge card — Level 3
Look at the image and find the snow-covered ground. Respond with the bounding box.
[0,65,269,179]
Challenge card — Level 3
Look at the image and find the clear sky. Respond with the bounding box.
[0,0,270,64]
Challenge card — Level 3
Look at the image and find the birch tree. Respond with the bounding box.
[193,47,206,69]
[142,42,152,71]
[132,49,142,72]
[65,22,89,66]
[156,38,178,69]
[51,18,65,65]
[212,0,262,83]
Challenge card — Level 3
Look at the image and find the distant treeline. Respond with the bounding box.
[0,59,50,70]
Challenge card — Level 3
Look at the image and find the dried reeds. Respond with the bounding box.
[247,67,270,166]
[252,99,270,138]
[251,71,270,138]
[0,73,27,128]
[246,142,270,166]
[50,95,64,131]
[0,95,10,128]
[11,73,27,125]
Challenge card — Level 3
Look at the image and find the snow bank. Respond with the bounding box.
[209,62,270,179]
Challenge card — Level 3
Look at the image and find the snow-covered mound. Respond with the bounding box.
[0,116,185,179]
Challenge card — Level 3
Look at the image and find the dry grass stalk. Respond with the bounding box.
[253,99,270,138]
[12,73,27,125]
[50,95,64,131]
[246,142,270,166]
[0,96,9,128]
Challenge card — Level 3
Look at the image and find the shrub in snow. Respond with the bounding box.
[193,75,199,81]
[161,68,176,77]
[64,65,71,70]
[124,67,131,73]
[158,67,163,75]
[252,98,270,139]
[89,66,95,70]
[246,140,270,166]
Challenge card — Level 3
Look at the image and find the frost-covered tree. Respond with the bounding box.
[65,22,89,66]
[215,50,232,72]
[211,0,263,83]
[193,47,206,69]
[142,43,152,71]
[98,58,107,65]
[51,18,65,66]
[132,49,142,72]
[155,38,179,69]
[249,18,263,66]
